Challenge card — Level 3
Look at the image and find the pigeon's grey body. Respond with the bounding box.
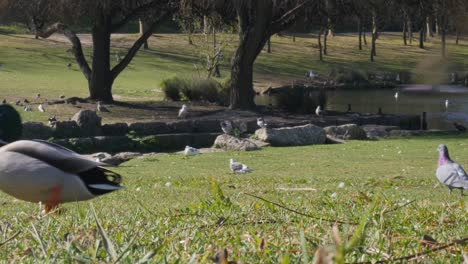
[230,159,251,174]
[435,144,468,195]
[221,120,233,134]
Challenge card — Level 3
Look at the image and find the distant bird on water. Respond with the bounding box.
[394,91,399,101]
[230,159,251,174]
[454,122,466,132]
[184,146,200,156]
[436,144,468,195]
[445,99,449,110]
[220,120,233,134]
[178,104,188,118]
[315,105,323,117]
[97,101,109,112]
[257,117,268,128]
[38,104,45,113]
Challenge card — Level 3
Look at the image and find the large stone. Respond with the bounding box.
[213,134,261,151]
[324,124,367,140]
[71,110,102,136]
[361,125,400,139]
[22,122,53,140]
[102,123,129,136]
[99,152,142,165]
[129,122,171,135]
[53,121,82,138]
[255,124,326,146]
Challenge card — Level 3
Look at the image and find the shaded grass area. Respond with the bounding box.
[0,136,466,262]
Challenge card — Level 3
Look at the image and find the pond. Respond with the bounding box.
[255,85,468,130]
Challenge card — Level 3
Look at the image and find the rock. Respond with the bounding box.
[22,122,53,140]
[53,121,82,138]
[361,125,400,139]
[326,135,345,144]
[255,124,326,146]
[71,110,102,136]
[102,123,129,136]
[213,134,261,151]
[101,152,142,165]
[129,122,171,135]
[168,120,195,133]
[324,124,367,140]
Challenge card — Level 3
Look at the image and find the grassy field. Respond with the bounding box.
[0,135,466,262]
[0,32,468,123]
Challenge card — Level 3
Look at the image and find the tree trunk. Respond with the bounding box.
[425,16,431,40]
[403,19,407,46]
[203,16,209,41]
[363,31,367,45]
[139,19,149,50]
[441,25,446,58]
[267,37,271,53]
[456,29,460,45]
[370,15,377,62]
[435,18,439,35]
[419,28,424,49]
[89,24,113,102]
[323,30,328,55]
[358,18,362,50]
[213,26,220,78]
[408,19,413,44]
[230,53,256,109]
[318,29,323,61]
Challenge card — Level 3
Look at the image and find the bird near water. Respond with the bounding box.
[435,144,468,196]
[394,91,399,101]
[184,146,200,156]
[0,104,123,214]
[97,101,109,112]
[178,104,188,118]
[257,117,268,128]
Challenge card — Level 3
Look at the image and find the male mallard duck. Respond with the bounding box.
[0,104,123,213]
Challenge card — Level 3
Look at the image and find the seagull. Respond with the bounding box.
[257,117,268,128]
[184,146,200,156]
[23,106,32,112]
[115,53,122,62]
[445,99,449,110]
[315,105,323,117]
[305,70,318,79]
[394,91,399,101]
[230,159,251,174]
[23,99,30,104]
[178,104,188,118]
[38,104,45,112]
[48,116,57,126]
[15,100,21,106]
[0,104,123,214]
[94,153,107,163]
[97,101,109,112]
[453,122,466,132]
[436,144,468,195]
[220,120,233,134]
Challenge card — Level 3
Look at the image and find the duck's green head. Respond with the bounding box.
[0,104,22,143]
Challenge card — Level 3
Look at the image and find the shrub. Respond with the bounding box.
[329,66,367,84]
[184,79,220,103]
[160,77,189,101]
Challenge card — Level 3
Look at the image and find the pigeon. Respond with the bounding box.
[257,117,268,128]
[315,105,323,117]
[454,122,466,132]
[48,116,57,126]
[230,159,251,174]
[15,100,21,106]
[220,120,233,134]
[445,99,449,110]
[394,91,399,101]
[435,144,468,195]
[23,106,32,112]
[178,104,188,118]
[38,104,45,112]
[94,153,107,163]
[23,99,30,104]
[97,101,109,112]
[184,146,200,156]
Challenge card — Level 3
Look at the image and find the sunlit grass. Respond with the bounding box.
[0,135,466,262]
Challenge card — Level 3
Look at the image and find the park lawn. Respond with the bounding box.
[0,32,468,123]
[0,135,466,262]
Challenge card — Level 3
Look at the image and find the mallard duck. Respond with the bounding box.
[0,104,123,213]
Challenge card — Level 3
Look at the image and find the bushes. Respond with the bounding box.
[329,66,367,84]
[276,86,327,114]
[161,76,230,105]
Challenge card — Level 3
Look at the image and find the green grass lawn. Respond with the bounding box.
[0,136,466,262]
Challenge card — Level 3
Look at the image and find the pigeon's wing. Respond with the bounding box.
[230,162,243,172]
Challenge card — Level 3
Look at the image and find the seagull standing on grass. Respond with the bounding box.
[435,144,468,195]
[178,104,188,118]
[184,146,200,156]
[257,117,268,128]
[97,101,109,112]
[23,106,32,112]
[0,104,123,214]
[230,159,251,174]
[220,120,233,134]
[38,104,45,112]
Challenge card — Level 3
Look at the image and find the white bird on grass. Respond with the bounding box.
[178,104,188,118]
[0,104,123,214]
[230,159,251,174]
[257,117,268,128]
[220,120,233,134]
[184,145,200,156]
[38,104,45,112]
[97,101,109,112]
[23,106,32,112]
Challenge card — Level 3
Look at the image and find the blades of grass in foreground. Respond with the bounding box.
[244,192,358,225]
[0,230,20,248]
[136,242,166,264]
[30,222,47,258]
[91,203,118,262]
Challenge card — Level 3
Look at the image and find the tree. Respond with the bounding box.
[229,0,310,109]
[13,0,178,102]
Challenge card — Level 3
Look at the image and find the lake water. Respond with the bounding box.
[256,85,468,130]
